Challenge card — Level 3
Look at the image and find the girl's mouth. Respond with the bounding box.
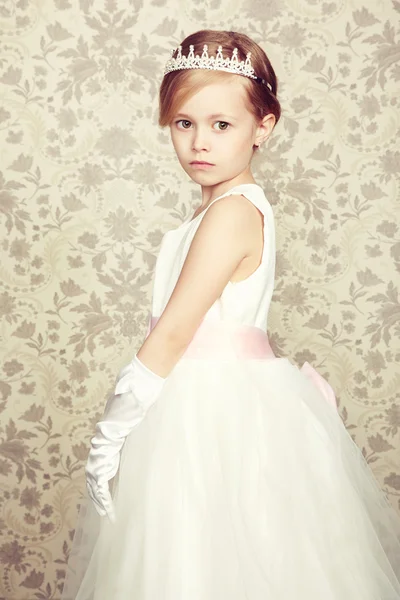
[190,161,214,169]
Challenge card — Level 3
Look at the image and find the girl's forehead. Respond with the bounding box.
[177,79,250,115]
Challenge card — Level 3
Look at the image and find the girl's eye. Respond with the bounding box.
[176,120,192,129]
[175,120,230,131]
[214,121,230,131]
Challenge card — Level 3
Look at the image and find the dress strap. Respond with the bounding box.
[210,183,268,217]
[184,183,269,228]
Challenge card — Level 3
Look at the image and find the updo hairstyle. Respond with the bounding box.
[159,29,281,128]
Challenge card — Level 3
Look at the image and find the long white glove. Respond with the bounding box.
[85,354,166,523]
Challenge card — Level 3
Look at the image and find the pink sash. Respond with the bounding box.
[147,316,337,411]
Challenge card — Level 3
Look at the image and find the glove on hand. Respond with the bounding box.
[85,354,166,522]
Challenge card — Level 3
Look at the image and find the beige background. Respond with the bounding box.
[0,0,399,598]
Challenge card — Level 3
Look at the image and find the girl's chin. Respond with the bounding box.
[184,167,224,182]
[186,170,217,183]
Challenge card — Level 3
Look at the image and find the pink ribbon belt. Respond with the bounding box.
[147,316,337,411]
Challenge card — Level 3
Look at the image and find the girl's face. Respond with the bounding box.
[169,78,272,190]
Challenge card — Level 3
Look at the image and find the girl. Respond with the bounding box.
[62,30,400,599]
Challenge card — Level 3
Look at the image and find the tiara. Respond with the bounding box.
[164,44,273,92]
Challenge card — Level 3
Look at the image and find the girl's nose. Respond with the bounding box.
[192,128,210,152]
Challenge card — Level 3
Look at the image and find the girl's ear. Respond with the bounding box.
[254,113,276,146]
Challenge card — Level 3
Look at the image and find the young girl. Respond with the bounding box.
[62,30,400,599]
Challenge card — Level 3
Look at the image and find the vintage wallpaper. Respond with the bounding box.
[0,0,399,597]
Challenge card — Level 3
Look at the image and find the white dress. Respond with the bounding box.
[62,183,400,599]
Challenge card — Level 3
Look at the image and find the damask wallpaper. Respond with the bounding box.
[0,0,399,598]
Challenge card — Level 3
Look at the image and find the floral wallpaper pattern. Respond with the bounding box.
[0,0,399,597]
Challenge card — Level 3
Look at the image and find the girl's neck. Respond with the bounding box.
[199,171,257,208]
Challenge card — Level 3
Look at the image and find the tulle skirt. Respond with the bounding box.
[61,355,400,599]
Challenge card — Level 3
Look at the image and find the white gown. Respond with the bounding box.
[61,183,400,599]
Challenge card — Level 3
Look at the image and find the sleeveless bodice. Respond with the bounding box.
[150,183,276,331]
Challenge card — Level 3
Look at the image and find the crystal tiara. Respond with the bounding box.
[164,44,273,92]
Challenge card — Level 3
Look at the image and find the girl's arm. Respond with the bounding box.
[136,194,262,377]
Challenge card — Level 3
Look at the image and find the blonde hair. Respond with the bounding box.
[159,30,281,127]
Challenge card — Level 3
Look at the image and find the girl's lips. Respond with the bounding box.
[190,161,214,169]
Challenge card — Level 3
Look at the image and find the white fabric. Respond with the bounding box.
[62,184,400,599]
[151,183,276,329]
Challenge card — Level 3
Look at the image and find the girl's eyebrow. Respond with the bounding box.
[174,112,237,121]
